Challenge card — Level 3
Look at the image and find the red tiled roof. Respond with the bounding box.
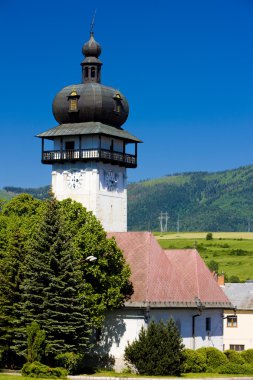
[108,232,231,308]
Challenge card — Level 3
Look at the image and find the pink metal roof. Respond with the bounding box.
[107,232,231,308]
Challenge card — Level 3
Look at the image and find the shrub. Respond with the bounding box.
[208,260,219,273]
[241,349,253,363]
[217,362,253,374]
[196,347,228,370]
[27,322,46,363]
[206,232,213,240]
[55,352,80,375]
[229,275,241,283]
[21,361,67,378]
[230,249,247,256]
[124,319,185,376]
[182,349,206,373]
[224,349,245,364]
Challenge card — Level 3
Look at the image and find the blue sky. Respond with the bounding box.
[1,0,253,188]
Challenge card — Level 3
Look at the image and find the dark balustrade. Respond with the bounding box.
[42,148,137,167]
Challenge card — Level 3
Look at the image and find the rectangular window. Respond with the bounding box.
[230,344,245,351]
[227,316,237,327]
[65,141,75,150]
[206,317,211,332]
[70,99,78,111]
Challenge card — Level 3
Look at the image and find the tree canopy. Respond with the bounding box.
[0,194,132,368]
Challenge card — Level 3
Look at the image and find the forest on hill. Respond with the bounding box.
[2,164,253,232]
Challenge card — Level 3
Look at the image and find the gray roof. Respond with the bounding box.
[36,122,142,143]
[223,283,253,310]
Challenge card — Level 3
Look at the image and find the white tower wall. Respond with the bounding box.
[52,161,127,232]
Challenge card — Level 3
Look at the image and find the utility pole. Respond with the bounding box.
[248,217,251,233]
[177,216,180,233]
[158,212,169,232]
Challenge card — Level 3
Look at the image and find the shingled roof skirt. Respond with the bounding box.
[36,122,142,143]
[125,301,234,309]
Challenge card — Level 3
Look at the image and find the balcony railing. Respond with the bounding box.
[42,148,137,167]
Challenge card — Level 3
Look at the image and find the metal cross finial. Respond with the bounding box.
[90,9,97,35]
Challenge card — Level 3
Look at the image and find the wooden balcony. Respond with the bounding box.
[42,148,137,168]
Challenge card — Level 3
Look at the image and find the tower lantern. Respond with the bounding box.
[37,31,141,232]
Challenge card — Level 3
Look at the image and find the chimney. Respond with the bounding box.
[218,273,225,286]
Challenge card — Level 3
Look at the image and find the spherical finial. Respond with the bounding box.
[82,32,101,58]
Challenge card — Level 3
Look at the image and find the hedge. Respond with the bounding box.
[196,347,228,370]
[21,361,67,378]
[224,349,245,364]
[241,349,253,364]
[216,362,253,375]
[182,349,206,373]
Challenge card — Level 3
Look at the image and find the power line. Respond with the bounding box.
[158,212,169,232]
[177,216,180,233]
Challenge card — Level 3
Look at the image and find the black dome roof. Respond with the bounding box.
[52,83,129,128]
[52,32,129,129]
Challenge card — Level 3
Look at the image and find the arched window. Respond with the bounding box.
[85,67,89,79]
[91,67,96,78]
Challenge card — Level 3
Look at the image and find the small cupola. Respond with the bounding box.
[81,32,102,83]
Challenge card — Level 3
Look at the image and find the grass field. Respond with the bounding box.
[1,373,253,379]
[155,232,253,282]
[154,232,253,240]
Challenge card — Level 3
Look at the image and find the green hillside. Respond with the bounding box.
[128,165,253,231]
[3,185,50,200]
[2,164,253,232]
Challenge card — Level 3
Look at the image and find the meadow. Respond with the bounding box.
[155,232,253,282]
[1,373,253,379]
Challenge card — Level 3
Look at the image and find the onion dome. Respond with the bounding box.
[52,32,129,129]
[53,84,129,128]
[82,32,101,57]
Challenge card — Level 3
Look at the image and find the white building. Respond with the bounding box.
[223,283,253,351]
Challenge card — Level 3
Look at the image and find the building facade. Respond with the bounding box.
[103,232,233,370]
[223,283,253,351]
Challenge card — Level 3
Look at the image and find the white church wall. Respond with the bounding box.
[151,308,223,351]
[100,307,224,372]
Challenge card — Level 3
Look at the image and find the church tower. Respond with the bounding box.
[37,31,141,232]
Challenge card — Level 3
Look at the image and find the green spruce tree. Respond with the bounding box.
[17,196,90,363]
[0,220,26,367]
[0,195,43,367]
